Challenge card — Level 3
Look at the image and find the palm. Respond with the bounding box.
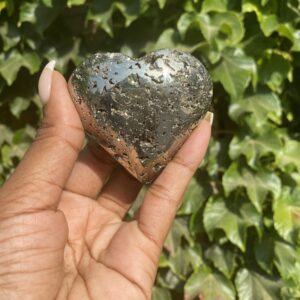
[56,191,157,300]
[0,71,211,300]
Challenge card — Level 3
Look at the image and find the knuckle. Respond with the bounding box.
[171,156,195,174]
[148,182,174,203]
[35,123,83,154]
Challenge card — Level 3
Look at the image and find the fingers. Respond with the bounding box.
[137,114,213,249]
[97,167,142,219]
[64,143,117,199]
[1,63,84,212]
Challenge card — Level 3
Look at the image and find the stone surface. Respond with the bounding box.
[68,49,213,183]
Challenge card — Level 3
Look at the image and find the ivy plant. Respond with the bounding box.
[0,0,300,299]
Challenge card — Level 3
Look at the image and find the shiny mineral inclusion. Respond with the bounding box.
[70,49,212,168]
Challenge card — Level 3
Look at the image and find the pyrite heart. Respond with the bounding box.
[68,49,213,183]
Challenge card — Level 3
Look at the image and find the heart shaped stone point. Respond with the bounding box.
[68,49,213,183]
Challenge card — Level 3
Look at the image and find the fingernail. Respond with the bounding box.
[38,60,56,104]
[204,111,214,126]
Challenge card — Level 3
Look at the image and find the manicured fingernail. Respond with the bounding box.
[38,60,56,104]
[204,111,214,126]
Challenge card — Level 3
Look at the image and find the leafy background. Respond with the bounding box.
[0,0,300,299]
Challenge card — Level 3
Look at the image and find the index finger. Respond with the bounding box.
[137,113,213,248]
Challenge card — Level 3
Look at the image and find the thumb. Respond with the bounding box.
[1,61,84,213]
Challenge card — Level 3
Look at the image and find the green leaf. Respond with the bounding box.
[164,245,202,279]
[19,0,65,33]
[201,0,228,13]
[87,0,114,36]
[254,235,274,274]
[1,144,13,168]
[151,287,172,300]
[203,195,262,251]
[67,0,86,7]
[260,14,279,36]
[205,245,237,278]
[165,218,193,254]
[184,265,235,300]
[223,162,281,212]
[0,50,24,85]
[156,0,166,9]
[229,131,282,168]
[202,12,245,45]
[153,28,181,50]
[9,97,30,119]
[278,24,300,52]
[178,177,207,215]
[273,187,300,242]
[274,240,300,284]
[242,0,279,36]
[88,0,148,37]
[0,50,41,85]
[41,0,53,7]
[235,269,283,300]
[229,92,282,127]
[259,51,292,93]
[277,139,300,173]
[0,1,6,12]
[5,0,14,15]
[212,48,256,99]
[156,269,181,290]
[0,22,20,51]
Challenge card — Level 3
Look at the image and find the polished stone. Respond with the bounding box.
[68,49,213,183]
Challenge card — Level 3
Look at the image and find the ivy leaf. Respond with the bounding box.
[19,0,65,33]
[164,218,193,254]
[274,240,299,278]
[67,0,86,7]
[235,269,283,300]
[0,1,6,13]
[0,22,20,51]
[242,0,279,36]
[212,48,256,99]
[259,51,292,93]
[3,0,14,15]
[254,235,274,274]
[229,131,282,168]
[205,245,237,278]
[198,12,244,46]
[151,287,172,300]
[0,50,24,85]
[164,245,203,279]
[0,49,41,85]
[273,187,300,242]
[201,0,228,13]
[274,240,300,290]
[203,195,262,251]
[9,97,30,119]
[88,0,148,37]
[277,139,300,173]
[178,177,208,215]
[153,28,181,50]
[87,0,113,37]
[229,92,282,127]
[222,162,281,212]
[184,265,235,300]
[277,24,300,51]
[156,0,166,9]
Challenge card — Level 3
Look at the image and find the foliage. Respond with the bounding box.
[1,0,300,299]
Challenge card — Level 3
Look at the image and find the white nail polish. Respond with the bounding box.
[38,60,56,104]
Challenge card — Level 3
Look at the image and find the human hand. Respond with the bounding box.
[0,62,212,300]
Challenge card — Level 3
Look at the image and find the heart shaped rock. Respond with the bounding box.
[68,49,213,183]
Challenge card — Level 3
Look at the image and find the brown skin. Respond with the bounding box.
[0,71,211,300]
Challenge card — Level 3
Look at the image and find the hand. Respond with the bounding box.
[0,63,212,300]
